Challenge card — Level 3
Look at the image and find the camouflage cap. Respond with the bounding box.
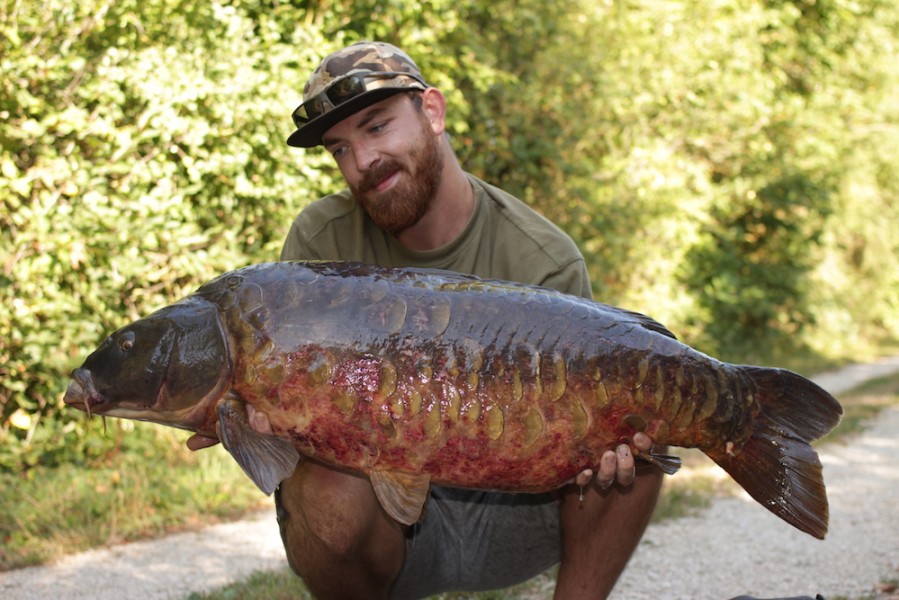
[287,41,428,148]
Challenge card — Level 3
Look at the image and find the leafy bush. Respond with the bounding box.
[0,0,331,470]
[2,0,898,474]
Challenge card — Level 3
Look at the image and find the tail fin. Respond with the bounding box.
[709,367,843,539]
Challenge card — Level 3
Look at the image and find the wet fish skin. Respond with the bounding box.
[64,261,842,539]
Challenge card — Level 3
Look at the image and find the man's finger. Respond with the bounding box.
[632,431,653,453]
[574,469,594,488]
[186,433,220,451]
[596,450,617,488]
[615,444,637,486]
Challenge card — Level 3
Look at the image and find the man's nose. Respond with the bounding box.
[353,142,380,172]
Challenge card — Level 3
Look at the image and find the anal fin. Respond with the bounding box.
[637,451,682,475]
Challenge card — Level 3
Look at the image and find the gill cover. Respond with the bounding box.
[81,297,229,422]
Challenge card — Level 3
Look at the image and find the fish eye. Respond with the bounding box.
[119,331,136,352]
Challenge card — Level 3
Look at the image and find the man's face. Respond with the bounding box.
[322,92,444,235]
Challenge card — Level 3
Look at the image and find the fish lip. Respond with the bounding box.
[64,368,102,415]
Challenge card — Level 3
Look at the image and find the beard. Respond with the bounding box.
[351,127,445,235]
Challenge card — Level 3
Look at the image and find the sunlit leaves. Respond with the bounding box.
[2,0,897,472]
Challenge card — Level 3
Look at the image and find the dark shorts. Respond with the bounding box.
[389,487,562,600]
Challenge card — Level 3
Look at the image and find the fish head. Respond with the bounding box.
[64,297,230,432]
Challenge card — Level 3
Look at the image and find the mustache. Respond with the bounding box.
[359,160,402,194]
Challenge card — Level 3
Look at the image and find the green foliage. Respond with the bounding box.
[2,0,898,478]
[448,0,899,363]
[0,0,330,471]
[683,172,834,358]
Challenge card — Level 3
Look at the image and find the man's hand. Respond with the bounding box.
[573,432,654,489]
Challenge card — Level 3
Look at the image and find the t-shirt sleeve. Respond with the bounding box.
[279,218,320,261]
[539,258,593,300]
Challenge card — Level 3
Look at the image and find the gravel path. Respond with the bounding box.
[2,356,898,600]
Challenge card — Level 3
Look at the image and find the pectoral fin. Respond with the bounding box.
[217,398,300,495]
[369,470,431,525]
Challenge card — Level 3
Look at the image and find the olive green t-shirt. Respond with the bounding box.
[279,172,592,299]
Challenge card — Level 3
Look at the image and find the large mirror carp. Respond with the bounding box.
[65,261,842,538]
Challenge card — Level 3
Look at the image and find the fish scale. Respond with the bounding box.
[64,260,842,539]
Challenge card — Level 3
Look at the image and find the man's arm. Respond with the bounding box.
[540,259,593,300]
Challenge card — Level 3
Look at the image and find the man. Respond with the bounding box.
[277,41,661,599]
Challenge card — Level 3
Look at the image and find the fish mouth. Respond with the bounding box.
[64,368,103,418]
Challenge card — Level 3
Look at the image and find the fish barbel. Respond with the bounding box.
[64,261,842,538]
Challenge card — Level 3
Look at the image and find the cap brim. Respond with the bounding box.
[286,88,412,148]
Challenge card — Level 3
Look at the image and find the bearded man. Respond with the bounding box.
[276,41,660,600]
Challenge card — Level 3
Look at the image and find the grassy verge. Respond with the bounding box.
[187,567,560,600]
[824,373,899,441]
[186,568,314,600]
[0,421,265,571]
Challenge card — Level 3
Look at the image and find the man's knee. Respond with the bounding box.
[274,461,407,597]
[276,462,378,560]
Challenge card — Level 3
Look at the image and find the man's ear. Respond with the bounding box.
[421,87,447,136]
